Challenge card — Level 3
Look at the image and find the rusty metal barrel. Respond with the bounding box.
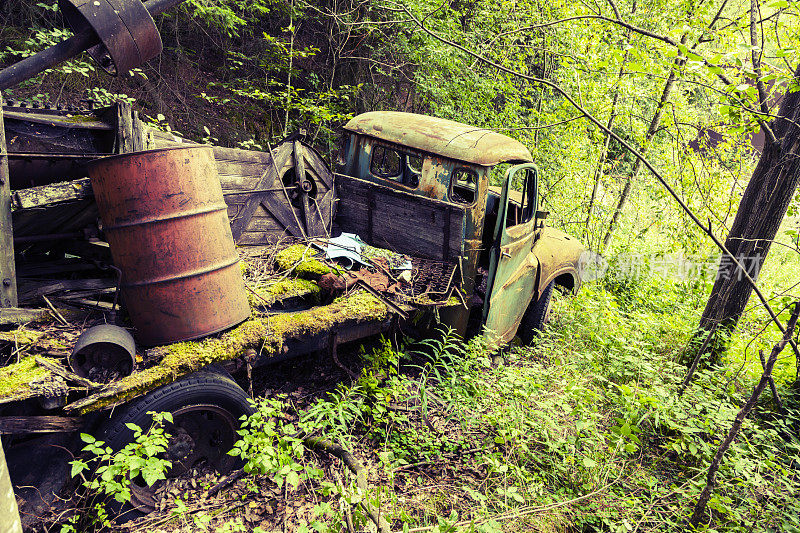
[87,145,250,346]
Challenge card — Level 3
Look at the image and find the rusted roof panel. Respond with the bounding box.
[344,112,533,166]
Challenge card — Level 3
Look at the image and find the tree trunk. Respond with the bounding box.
[697,63,800,348]
[600,38,686,254]
[586,78,621,247]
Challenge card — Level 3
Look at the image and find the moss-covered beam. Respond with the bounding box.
[248,278,322,308]
[64,290,389,414]
[0,356,51,405]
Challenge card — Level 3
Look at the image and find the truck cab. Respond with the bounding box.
[335,111,586,342]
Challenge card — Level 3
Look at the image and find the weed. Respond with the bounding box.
[69,412,173,528]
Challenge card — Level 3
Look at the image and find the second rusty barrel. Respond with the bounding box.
[87,145,250,346]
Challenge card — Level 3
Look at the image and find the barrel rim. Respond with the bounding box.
[86,144,215,168]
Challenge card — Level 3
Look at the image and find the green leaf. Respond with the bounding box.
[70,460,88,478]
[286,470,301,489]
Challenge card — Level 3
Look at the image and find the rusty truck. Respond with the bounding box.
[0,0,586,525]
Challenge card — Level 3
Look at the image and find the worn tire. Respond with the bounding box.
[99,370,255,521]
[518,281,554,345]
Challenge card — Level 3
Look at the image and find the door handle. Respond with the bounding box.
[501,250,511,259]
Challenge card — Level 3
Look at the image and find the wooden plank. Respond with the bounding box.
[336,174,465,261]
[238,230,291,246]
[115,102,135,154]
[35,357,101,389]
[230,143,293,241]
[147,127,193,148]
[12,178,93,208]
[18,278,116,304]
[0,307,49,325]
[218,169,264,190]
[131,110,146,152]
[0,100,17,307]
[0,440,22,531]
[294,141,313,238]
[259,190,304,239]
[11,199,98,237]
[2,109,112,130]
[15,259,99,277]
[245,212,289,232]
[306,145,333,188]
[212,145,273,164]
[55,297,115,310]
[337,199,447,250]
[0,415,83,434]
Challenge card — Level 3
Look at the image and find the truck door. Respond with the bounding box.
[482,163,540,342]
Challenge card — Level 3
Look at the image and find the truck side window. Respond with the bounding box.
[408,155,422,173]
[404,155,421,187]
[451,167,478,205]
[506,168,537,227]
[370,145,401,178]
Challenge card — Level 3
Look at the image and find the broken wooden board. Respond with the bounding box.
[0,102,17,308]
[34,356,100,390]
[12,178,93,209]
[0,356,56,405]
[0,307,50,326]
[18,278,116,304]
[12,198,98,238]
[0,415,83,434]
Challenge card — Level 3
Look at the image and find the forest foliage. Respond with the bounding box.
[1,0,800,529]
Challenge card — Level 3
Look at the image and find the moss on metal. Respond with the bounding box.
[69,290,388,414]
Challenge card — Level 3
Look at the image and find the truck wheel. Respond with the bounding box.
[518,281,554,345]
[99,370,255,520]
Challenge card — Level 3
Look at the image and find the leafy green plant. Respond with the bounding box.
[71,412,173,505]
[229,396,323,491]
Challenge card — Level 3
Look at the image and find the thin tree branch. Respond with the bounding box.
[689,302,799,526]
[750,0,777,144]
